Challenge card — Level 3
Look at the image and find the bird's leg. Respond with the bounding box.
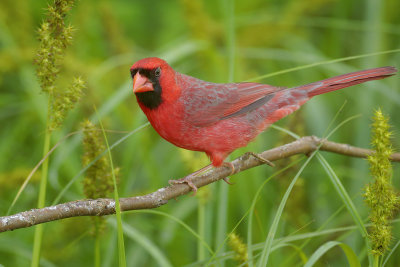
[244,152,275,167]
[168,164,213,195]
[169,161,237,194]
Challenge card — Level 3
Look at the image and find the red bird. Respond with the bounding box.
[131,57,396,192]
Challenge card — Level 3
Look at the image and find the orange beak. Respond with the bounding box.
[133,73,154,93]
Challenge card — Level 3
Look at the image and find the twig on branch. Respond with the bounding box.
[1,136,399,233]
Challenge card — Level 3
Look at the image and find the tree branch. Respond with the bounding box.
[1,136,399,233]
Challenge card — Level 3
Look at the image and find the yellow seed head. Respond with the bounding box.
[364,109,398,256]
[228,232,248,266]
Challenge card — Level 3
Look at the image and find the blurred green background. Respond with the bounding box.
[0,0,399,266]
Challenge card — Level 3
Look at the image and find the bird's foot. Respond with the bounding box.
[221,162,235,185]
[169,175,198,195]
[168,164,213,196]
[244,152,275,167]
[168,162,237,194]
[222,161,235,175]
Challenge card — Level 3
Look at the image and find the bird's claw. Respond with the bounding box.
[245,152,275,167]
[222,161,235,175]
[221,162,235,185]
[223,177,234,185]
[168,176,198,195]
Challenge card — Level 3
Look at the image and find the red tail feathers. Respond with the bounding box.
[294,66,397,97]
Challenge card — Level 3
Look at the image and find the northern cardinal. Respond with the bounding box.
[131,57,396,192]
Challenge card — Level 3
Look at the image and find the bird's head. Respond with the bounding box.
[130,57,178,109]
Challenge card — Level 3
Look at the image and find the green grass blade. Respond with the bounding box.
[255,105,358,267]
[215,182,228,266]
[382,238,400,267]
[187,219,400,267]
[202,158,304,266]
[281,203,347,265]
[316,154,368,238]
[31,105,52,267]
[197,197,206,261]
[131,210,214,254]
[8,130,81,215]
[270,243,308,264]
[247,158,303,266]
[272,106,368,243]
[108,220,172,267]
[304,241,361,267]
[246,48,400,82]
[52,123,149,205]
[95,107,126,267]
[257,151,317,267]
[275,224,356,244]
[316,153,371,264]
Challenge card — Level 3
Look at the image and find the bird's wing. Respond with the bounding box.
[180,76,285,127]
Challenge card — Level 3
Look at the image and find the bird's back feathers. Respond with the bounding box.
[177,73,286,127]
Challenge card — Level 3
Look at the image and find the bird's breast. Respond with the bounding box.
[143,102,187,147]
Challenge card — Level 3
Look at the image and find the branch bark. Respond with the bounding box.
[1,136,399,233]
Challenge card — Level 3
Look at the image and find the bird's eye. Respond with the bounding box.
[155,67,161,77]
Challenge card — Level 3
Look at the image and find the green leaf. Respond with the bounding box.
[257,152,317,267]
[109,220,173,267]
[304,241,361,267]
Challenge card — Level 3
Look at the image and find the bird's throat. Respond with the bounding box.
[136,90,163,109]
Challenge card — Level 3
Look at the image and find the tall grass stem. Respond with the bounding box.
[96,107,126,267]
[31,98,52,267]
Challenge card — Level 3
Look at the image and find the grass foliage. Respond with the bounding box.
[0,0,399,266]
